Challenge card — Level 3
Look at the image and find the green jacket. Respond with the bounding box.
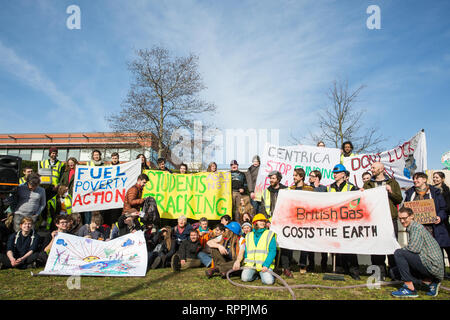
[363,177,403,219]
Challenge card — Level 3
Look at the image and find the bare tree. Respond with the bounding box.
[292,80,386,153]
[107,47,216,159]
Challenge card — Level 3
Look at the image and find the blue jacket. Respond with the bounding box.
[405,185,450,247]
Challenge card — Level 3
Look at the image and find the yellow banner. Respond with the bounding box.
[142,170,232,220]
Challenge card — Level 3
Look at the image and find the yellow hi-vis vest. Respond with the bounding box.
[262,189,272,217]
[88,161,104,166]
[328,183,350,192]
[19,177,26,184]
[39,159,64,186]
[340,153,356,164]
[46,195,73,230]
[244,229,276,271]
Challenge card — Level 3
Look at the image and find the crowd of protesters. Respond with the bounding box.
[0,142,449,298]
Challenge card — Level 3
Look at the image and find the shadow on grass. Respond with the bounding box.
[102,270,178,300]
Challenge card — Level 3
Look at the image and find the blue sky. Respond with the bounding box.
[0,0,449,168]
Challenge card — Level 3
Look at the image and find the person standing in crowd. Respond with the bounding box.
[362,162,403,280]
[123,174,149,213]
[433,171,450,277]
[157,158,173,173]
[88,150,104,167]
[362,171,372,185]
[290,168,315,274]
[260,170,290,277]
[391,207,444,297]
[11,173,46,233]
[19,166,33,185]
[404,172,450,277]
[110,152,120,165]
[0,217,46,270]
[230,160,249,223]
[328,164,361,280]
[39,147,65,189]
[317,141,326,147]
[60,157,78,196]
[103,153,122,226]
[245,155,261,213]
[207,162,218,173]
[340,141,356,164]
[308,170,327,192]
[179,163,188,174]
[137,154,150,171]
[238,214,277,285]
[306,169,330,272]
[45,185,72,231]
[205,222,244,278]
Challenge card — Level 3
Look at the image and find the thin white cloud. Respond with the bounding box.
[0,40,88,130]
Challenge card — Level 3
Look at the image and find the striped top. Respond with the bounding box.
[405,220,444,281]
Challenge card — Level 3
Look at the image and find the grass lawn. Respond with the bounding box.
[1,266,449,300]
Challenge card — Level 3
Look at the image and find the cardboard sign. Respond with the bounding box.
[403,199,437,224]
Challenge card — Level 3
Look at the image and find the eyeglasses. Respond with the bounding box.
[398,216,411,221]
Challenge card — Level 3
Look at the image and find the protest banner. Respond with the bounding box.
[254,143,341,200]
[142,170,232,220]
[343,130,427,188]
[403,199,437,224]
[39,231,148,277]
[270,187,401,255]
[72,159,141,212]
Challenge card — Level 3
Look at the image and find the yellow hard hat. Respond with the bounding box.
[252,213,268,224]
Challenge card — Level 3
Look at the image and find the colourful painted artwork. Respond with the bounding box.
[39,231,148,277]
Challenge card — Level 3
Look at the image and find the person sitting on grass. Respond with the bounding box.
[390,206,445,298]
[43,214,70,255]
[236,214,277,285]
[220,214,232,226]
[111,209,144,239]
[68,212,82,235]
[147,226,177,269]
[0,217,47,269]
[171,229,203,272]
[241,222,252,235]
[77,212,108,240]
[173,215,193,250]
[205,221,245,278]
[197,217,211,248]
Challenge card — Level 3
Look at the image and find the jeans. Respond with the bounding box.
[393,248,440,283]
[198,251,212,267]
[241,267,275,285]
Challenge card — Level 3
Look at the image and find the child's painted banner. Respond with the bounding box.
[72,159,141,212]
[270,187,401,255]
[142,170,232,220]
[254,143,341,201]
[39,231,148,277]
[343,130,427,188]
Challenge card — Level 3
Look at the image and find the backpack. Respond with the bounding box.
[141,196,160,228]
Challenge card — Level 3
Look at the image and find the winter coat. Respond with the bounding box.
[173,224,193,245]
[178,238,202,260]
[230,170,248,193]
[363,176,403,219]
[123,184,145,213]
[404,185,450,248]
[244,165,260,194]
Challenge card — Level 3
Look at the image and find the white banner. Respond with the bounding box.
[254,143,341,200]
[72,159,141,212]
[270,187,400,255]
[343,130,427,188]
[39,231,148,277]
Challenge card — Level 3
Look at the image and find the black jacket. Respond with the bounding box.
[178,238,202,260]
